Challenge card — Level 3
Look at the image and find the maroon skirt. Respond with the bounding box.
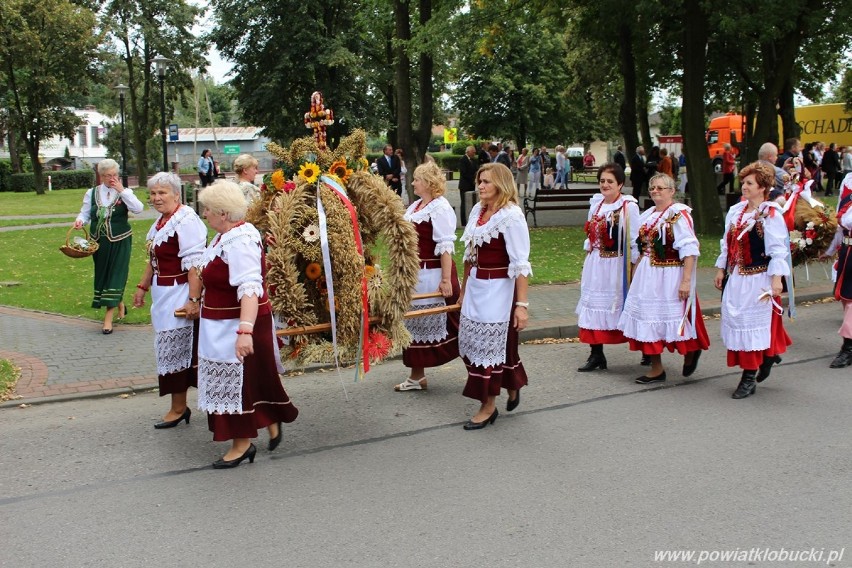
[403,268,461,368]
[462,304,528,403]
[208,312,299,441]
[158,320,199,396]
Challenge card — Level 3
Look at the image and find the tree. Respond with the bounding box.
[103,0,206,183]
[453,2,574,148]
[172,78,237,128]
[0,0,99,194]
[209,0,382,144]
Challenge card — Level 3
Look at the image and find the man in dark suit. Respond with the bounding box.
[377,144,402,195]
[458,145,479,224]
[478,142,491,166]
[629,145,647,197]
[613,145,627,172]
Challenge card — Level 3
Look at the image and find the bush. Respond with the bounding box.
[437,154,461,172]
[452,139,490,155]
[0,160,11,192]
[9,169,96,192]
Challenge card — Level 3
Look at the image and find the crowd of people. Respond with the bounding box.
[71,139,852,469]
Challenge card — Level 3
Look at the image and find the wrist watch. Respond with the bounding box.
[189,297,200,303]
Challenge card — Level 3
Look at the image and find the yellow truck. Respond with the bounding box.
[706,103,852,170]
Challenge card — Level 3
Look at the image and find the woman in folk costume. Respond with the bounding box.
[713,161,793,399]
[617,174,710,384]
[132,173,207,428]
[197,181,298,468]
[458,163,531,430]
[823,172,852,368]
[395,162,460,391]
[73,159,145,333]
[575,163,640,372]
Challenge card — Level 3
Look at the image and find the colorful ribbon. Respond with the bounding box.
[318,175,370,379]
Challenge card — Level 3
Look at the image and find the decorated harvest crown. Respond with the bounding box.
[248,96,419,372]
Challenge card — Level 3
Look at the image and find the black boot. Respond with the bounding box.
[756,355,782,383]
[829,338,852,368]
[732,370,757,399]
[578,344,607,372]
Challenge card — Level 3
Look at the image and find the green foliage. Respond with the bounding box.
[172,78,237,128]
[103,0,207,182]
[439,154,462,172]
[209,0,385,143]
[0,0,100,193]
[452,139,490,155]
[9,170,95,192]
[0,160,12,192]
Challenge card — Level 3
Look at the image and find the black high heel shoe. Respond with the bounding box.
[268,422,283,451]
[463,409,498,430]
[154,407,191,429]
[506,391,520,412]
[213,443,257,469]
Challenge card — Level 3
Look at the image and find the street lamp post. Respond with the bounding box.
[114,84,129,187]
[152,55,170,172]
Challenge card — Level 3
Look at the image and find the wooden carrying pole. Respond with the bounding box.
[174,291,460,338]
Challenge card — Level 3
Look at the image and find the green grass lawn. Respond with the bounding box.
[0,217,75,228]
[0,358,20,401]
[0,188,151,216]
[0,221,154,323]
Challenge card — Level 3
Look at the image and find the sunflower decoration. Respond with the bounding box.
[298,162,321,184]
[270,169,286,190]
[328,159,353,184]
[305,262,322,281]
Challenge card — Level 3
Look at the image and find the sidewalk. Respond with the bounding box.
[0,263,836,406]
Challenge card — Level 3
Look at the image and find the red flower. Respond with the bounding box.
[283,181,296,193]
[367,331,391,362]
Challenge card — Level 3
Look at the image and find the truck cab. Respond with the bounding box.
[706,113,744,172]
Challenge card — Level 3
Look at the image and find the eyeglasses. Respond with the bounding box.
[649,185,672,191]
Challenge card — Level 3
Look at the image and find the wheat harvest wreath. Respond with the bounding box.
[245,128,420,371]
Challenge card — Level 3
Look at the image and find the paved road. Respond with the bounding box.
[1,301,850,567]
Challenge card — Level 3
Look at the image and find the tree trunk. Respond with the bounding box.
[24,139,44,195]
[638,92,653,151]
[681,0,723,234]
[393,0,415,202]
[7,127,21,173]
[616,21,641,181]
[743,100,757,162]
[778,77,800,142]
[414,0,433,164]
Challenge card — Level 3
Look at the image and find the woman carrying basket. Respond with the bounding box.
[74,159,144,334]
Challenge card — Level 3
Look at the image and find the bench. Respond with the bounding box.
[571,167,598,183]
[523,187,597,228]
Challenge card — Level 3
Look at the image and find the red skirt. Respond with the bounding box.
[626,299,711,356]
[726,307,792,370]
[579,328,626,344]
[208,312,299,441]
[403,269,460,368]
[462,305,528,403]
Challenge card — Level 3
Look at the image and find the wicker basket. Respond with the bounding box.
[59,226,99,258]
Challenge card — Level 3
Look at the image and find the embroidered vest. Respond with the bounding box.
[89,187,131,242]
[584,210,621,257]
[637,219,682,267]
[727,217,769,275]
